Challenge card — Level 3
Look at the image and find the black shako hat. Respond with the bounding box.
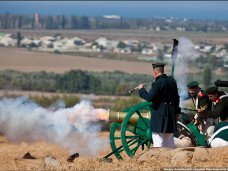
[206,86,218,94]
[152,63,165,69]
[187,81,199,89]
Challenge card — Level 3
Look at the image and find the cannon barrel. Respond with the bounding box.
[108,110,150,124]
[214,80,228,87]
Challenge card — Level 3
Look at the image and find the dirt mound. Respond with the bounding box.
[138,146,228,168]
[0,135,227,170]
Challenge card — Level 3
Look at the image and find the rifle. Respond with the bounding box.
[181,108,197,112]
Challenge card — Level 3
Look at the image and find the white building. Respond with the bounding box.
[141,48,153,55]
[95,37,118,49]
[0,34,17,47]
[40,36,55,48]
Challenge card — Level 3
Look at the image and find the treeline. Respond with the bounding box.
[0,13,127,30]
[1,13,228,32]
[30,95,80,108]
[29,94,142,112]
[0,70,151,95]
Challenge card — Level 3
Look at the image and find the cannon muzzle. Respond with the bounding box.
[214,80,228,87]
[108,110,150,124]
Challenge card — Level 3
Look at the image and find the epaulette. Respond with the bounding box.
[197,91,205,98]
[215,98,221,104]
[216,92,228,104]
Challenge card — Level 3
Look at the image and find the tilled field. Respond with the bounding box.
[0,47,158,75]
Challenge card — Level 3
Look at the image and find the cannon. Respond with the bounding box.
[103,102,152,160]
[214,80,228,87]
[103,102,208,160]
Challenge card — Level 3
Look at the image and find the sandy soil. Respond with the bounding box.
[0,47,161,75]
[0,133,227,171]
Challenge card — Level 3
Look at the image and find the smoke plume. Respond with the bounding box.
[0,96,108,156]
[174,37,199,106]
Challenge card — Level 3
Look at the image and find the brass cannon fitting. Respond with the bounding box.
[108,110,150,124]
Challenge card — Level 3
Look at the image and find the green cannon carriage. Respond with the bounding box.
[103,102,208,160]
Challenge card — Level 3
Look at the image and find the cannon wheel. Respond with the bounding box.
[121,102,152,157]
[120,102,199,158]
[108,122,125,159]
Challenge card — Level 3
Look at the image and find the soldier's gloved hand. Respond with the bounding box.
[197,108,204,113]
[138,84,144,89]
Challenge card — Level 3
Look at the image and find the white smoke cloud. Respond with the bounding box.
[178,37,199,60]
[0,96,108,156]
[174,37,199,106]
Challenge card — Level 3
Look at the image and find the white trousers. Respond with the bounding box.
[210,138,228,147]
[152,132,175,148]
[174,137,193,148]
[208,125,228,147]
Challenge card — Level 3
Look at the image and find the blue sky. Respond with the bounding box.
[0,1,228,20]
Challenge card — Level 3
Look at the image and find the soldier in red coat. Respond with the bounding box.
[181,81,212,133]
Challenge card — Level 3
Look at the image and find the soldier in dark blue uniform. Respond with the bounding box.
[137,63,180,148]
